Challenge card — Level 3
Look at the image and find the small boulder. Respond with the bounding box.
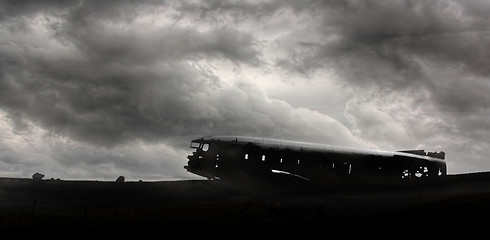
[116,175,125,183]
[32,172,45,181]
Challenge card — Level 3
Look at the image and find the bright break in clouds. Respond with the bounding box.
[0,0,489,180]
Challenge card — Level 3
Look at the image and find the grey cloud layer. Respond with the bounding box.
[1,0,489,177]
[273,1,490,150]
[0,0,362,149]
[276,1,490,108]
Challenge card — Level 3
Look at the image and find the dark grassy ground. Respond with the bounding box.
[1,172,490,232]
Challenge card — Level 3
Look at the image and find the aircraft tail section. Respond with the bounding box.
[398,149,445,160]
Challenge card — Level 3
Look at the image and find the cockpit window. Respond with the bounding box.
[190,141,209,152]
[190,142,201,149]
[202,143,209,151]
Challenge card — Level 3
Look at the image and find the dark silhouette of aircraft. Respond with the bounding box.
[185,135,446,185]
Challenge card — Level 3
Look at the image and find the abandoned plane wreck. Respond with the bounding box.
[185,135,446,185]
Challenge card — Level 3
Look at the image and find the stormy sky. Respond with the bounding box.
[0,0,489,181]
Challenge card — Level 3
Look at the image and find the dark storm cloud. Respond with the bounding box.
[2,0,489,177]
[175,0,285,19]
[273,0,490,144]
[0,0,264,147]
[0,0,76,18]
[0,0,160,19]
[60,24,261,66]
[276,0,490,107]
[1,0,361,151]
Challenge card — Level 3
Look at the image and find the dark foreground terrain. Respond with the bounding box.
[1,172,490,232]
